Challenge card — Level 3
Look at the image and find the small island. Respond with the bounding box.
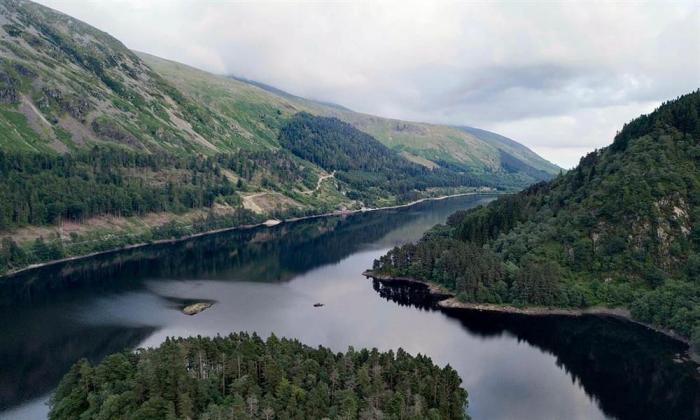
[48,333,469,420]
[182,302,213,316]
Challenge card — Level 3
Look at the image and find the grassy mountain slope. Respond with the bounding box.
[0,0,557,275]
[373,91,700,350]
[0,0,558,183]
[0,0,257,155]
[458,126,557,175]
[140,52,560,187]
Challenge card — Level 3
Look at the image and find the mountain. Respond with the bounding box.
[457,126,557,179]
[0,0,556,275]
[228,74,353,112]
[142,52,559,187]
[229,67,559,178]
[0,0,557,178]
[0,0,248,155]
[373,91,700,351]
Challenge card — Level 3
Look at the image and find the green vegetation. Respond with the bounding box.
[0,146,322,229]
[49,333,469,420]
[0,0,557,276]
[279,113,481,202]
[374,91,700,346]
[0,145,323,274]
[141,52,560,187]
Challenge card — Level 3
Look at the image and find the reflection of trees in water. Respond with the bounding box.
[375,282,700,420]
[0,195,486,414]
[0,194,490,304]
[372,279,434,310]
[0,206,421,304]
[0,322,154,411]
[452,309,700,420]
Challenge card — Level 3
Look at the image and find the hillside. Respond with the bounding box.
[0,0,253,154]
[0,0,557,275]
[49,333,469,420]
[140,53,560,187]
[0,0,557,179]
[372,91,700,351]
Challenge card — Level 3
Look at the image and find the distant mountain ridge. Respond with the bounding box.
[142,53,560,187]
[0,0,558,186]
[457,126,557,174]
[227,74,353,112]
[227,73,559,176]
[0,0,557,275]
[230,74,560,177]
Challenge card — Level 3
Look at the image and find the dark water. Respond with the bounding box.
[0,195,698,420]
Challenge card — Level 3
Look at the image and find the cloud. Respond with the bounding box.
[489,100,661,168]
[36,0,700,167]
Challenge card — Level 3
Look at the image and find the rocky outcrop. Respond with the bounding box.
[182,302,213,316]
[0,69,19,104]
[91,118,141,147]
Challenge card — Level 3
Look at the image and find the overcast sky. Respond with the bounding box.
[37,0,700,168]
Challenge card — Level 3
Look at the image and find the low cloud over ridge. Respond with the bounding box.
[38,0,699,167]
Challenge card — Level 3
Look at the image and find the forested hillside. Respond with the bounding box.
[49,333,469,420]
[279,113,482,202]
[0,0,557,275]
[373,91,700,351]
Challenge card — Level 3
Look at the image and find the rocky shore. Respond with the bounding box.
[363,270,698,363]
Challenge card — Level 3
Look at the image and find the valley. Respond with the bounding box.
[0,1,698,419]
[1,195,697,420]
[0,0,558,275]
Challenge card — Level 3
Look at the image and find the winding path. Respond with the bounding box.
[304,171,335,195]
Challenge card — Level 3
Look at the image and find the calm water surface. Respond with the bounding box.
[0,195,698,420]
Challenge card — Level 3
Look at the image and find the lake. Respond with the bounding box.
[0,194,698,420]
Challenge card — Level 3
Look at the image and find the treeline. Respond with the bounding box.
[279,113,483,200]
[374,91,700,352]
[374,238,585,307]
[0,206,261,275]
[0,146,313,230]
[611,88,700,152]
[0,148,232,228]
[49,333,469,420]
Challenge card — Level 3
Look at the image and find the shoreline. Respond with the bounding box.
[1,191,493,279]
[363,271,699,362]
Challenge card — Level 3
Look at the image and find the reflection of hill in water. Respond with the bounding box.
[375,281,700,420]
[2,195,489,304]
[0,317,154,411]
[451,309,700,420]
[0,196,486,413]
[0,214,407,303]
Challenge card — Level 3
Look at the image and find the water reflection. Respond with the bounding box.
[0,308,153,411]
[0,194,697,420]
[374,281,700,420]
[1,195,474,303]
